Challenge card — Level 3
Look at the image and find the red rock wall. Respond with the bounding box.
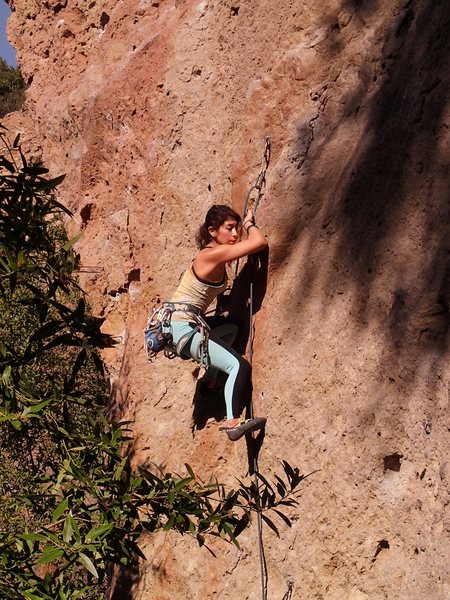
[5,0,450,598]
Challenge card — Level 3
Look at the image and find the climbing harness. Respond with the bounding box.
[144,301,211,369]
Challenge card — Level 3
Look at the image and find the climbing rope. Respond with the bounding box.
[245,137,271,600]
[248,264,268,600]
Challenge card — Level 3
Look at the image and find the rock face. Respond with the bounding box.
[5,0,450,598]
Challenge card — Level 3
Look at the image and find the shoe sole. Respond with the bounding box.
[226,417,267,441]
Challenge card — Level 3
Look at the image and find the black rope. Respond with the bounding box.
[248,270,268,600]
[245,137,271,600]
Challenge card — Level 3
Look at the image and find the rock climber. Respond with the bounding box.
[168,204,267,441]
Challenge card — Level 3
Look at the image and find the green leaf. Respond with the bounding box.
[78,552,98,578]
[1,365,11,385]
[22,533,47,542]
[10,418,23,431]
[22,400,51,417]
[23,592,46,600]
[174,477,193,490]
[163,514,176,532]
[219,521,237,544]
[62,232,82,251]
[71,589,89,600]
[52,497,69,522]
[185,463,195,479]
[85,523,113,542]
[113,456,127,481]
[63,514,73,543]
[36,546,64,564]
[69,515,80,543]
[15,538,24,552]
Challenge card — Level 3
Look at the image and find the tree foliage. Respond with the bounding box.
[0,59,25,118]
[0,127,305,599]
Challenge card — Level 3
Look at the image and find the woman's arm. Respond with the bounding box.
[203,219,267,265]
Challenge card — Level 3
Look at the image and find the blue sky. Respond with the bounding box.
[0,1,17,67]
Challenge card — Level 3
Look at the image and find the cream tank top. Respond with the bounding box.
[170,263,228,321]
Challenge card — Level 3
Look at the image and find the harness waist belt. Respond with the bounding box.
[162,301,204,317]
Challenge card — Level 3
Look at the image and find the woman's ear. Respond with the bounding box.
[207,226,216,239]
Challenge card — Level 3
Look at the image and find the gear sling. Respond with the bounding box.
[144,301,211,369]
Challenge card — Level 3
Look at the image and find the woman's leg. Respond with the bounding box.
[185,330,251,420]
[204,322,238,384]
[171,321,264,440]
[170,321,199,358]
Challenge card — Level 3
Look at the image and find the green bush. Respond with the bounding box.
[0,59,25,117]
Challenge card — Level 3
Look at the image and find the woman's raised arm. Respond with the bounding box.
[203,219,267,265]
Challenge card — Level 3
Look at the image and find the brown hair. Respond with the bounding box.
[196,204,241,249]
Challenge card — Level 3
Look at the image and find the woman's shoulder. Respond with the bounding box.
[193,246,214,262]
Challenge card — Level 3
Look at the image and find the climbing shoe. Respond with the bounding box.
[219,417,267,441]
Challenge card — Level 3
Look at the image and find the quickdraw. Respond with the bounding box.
[144,302,211,369]
[233,136,271,280]
[243,136,271,218]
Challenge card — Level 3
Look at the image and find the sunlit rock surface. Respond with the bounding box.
[5,0,450,598]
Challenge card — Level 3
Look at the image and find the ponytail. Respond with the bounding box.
[196,223,211,249]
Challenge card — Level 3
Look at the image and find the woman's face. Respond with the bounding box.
[209,219,239,245]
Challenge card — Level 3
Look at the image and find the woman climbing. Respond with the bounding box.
[168,204,267,441]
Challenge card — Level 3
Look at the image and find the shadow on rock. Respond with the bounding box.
[221,246,269,355]
[191,374,227,432]
[277,0,450,398]
[246,425,266,476]
[107,562,140,600]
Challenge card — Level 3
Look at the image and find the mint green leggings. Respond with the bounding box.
[171,320,251,420]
